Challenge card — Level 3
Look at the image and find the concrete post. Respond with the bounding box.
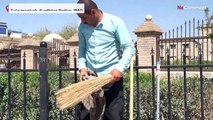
[134,15,163,68]
[18,38,40,69]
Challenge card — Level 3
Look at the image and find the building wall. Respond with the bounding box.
[21,49,35,69]
[136,33,161,69]
[69,45,78,68]
[159,41,200,63]
[0,22,7,36]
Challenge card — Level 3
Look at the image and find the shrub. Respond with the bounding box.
[0,71,212,119]
[123,71,213,120]
[0,71,79,120]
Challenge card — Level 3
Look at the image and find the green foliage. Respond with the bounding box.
[0,71,212,119]
[57,25,77,40]
[123,72,213,120]
[35,27,51,40]
[208,33,213,39]
[0,71,79,120]
[204,7,213,39]
[124,70,152,86]
[35,25,77,41]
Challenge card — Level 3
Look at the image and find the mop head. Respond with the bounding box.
[55,74,113,110]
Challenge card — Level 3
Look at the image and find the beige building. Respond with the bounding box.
[0,16,212,69]
[0,33,78,69]
[0,36,22,68]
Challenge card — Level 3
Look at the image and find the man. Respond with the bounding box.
[77,0,134,119]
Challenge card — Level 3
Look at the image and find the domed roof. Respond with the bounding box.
[42,33,64,42]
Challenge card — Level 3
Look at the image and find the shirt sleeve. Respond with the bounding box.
[115,18,135,73]
[78,26,87,70]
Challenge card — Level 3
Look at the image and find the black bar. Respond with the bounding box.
[0,68,78,72]
[169,31,171,64]
[151,49,155,119]
[184,21,187,65]
[39,41,49,120]
[177,27,179,64]
[183,49,188,120]
[172,29,175,65]
[164,33,167,64]
[201,20,204,62]
[7,49,11,120]
[48,68,77,71]
[197,20,200,61]
[158,36,208,42]
[181,25,183,65]
[23,52,27,120]
[135,64,213,69]
[189,20,191,65]
[136,45,140,120]
[59,57,63,120]
[0,69,38,72]
[164,40,166,64]
[74,50,78,120]
[59,57,63,88]
[74,50,77,83]
[167,49,172,120]
[199,51,204,120]
[193,18,195,64]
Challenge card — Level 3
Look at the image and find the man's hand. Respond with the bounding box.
[110,69,123,81]
[79,68,88,81]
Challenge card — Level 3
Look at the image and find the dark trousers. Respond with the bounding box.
[80,78,124,120]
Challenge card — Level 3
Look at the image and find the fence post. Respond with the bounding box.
[23,52,27,120]
[199,47,204,120]
[39,41,49,120]
[73,50,79,120]
[135,43,140,120]
[166,48,172,120]
[151,48,156,119]
[7,48,12,120]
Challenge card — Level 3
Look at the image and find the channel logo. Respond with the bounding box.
[177,5,184,10]
[5,3,84,13]
[177,5,207,10]
[6,5,9,12]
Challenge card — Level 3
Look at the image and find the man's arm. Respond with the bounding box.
[78,29,88,80]
[112,18,135,81]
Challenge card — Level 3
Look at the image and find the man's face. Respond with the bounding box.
[77,13,96,26]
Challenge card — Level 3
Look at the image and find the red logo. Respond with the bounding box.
[177,5,184,10]
[5,5,9,12]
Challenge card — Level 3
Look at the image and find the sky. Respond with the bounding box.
[0,0,212,40]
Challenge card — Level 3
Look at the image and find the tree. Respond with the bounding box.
[57,25,77,40]
[204,7,213,39]
[35,27,51,40]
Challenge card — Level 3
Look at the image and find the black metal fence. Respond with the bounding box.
[0,48,21,69]
[0,41,78,120]
[0,41,213,120]
[48,39,70,68]
[157,19,213,66]
[135,46,213,120]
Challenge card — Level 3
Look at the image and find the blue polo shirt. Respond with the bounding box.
[78,12,134,76]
